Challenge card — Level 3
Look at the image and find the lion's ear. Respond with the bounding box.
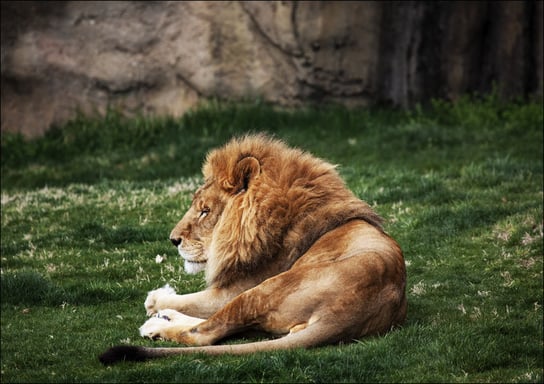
[229,156,261,194]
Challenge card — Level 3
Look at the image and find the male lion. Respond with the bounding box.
[99,134,406,364]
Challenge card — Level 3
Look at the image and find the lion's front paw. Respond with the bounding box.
[144,284,176,316]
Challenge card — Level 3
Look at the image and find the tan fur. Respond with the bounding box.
[100,134,406,364]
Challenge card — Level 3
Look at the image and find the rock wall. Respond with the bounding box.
[1,1,542,137]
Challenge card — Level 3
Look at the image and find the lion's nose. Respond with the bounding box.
[170,237,182,247]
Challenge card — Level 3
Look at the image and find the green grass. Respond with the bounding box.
[1,96,543,383]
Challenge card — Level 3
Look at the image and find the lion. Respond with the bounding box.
[99,134,406,365]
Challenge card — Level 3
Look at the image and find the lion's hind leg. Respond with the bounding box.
[101,316,354,365]
[139,309,205,340]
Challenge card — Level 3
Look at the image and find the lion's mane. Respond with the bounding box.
[202,134,383,288]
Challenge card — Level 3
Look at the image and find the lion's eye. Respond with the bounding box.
[199,208,210,219]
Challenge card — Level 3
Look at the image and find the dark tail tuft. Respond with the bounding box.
[99,345,150,365]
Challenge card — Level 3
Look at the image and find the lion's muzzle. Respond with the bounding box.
[170,237,182,246]
[176,241,207,274]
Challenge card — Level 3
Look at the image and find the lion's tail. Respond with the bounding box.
[99,327,323,365]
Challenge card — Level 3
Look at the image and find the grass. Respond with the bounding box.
[1,95,543,383]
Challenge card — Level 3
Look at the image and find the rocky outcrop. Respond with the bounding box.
[1,1,542,137]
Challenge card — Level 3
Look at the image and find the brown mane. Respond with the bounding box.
[203,134,383,288]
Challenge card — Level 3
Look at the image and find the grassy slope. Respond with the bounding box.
[1,97,543,383]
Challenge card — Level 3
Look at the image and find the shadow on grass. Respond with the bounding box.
[1,270,139,306]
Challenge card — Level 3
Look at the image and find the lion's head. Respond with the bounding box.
[169,179,227,274]
[170,134,382,288]
[169,135,266,279]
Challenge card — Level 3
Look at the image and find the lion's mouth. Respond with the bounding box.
[178,246,207,274]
